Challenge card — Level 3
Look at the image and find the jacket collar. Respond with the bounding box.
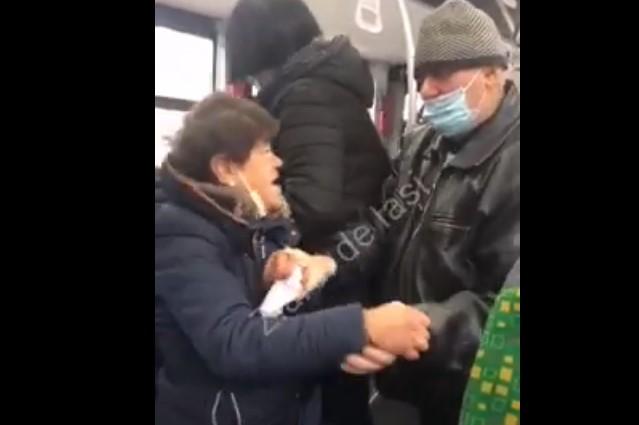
[257,35,374,110]
[446,82,520,170]
[159,160,296,241]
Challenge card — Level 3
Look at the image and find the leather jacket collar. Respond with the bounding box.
[447,82,520,169]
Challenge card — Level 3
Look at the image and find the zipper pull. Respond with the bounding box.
[260,235,267,260]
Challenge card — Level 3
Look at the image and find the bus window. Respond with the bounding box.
[155,108,184,167]
[155,26,214,101]
[155,25,214,166]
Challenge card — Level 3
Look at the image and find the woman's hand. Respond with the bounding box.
[262,250,297,290]
[283,248,337,292]
[341,346,397,375]
[263,248,337,294]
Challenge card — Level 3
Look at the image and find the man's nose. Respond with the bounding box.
[419,77,441,100]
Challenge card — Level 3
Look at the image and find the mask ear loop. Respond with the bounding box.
[462,71,486,122]
[236,172,267,218]
[422,69,482,112]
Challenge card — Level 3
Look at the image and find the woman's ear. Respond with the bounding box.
[209,155,237,186]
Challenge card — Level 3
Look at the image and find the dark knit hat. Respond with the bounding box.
[226,0,322,82]
[414,0,508,81]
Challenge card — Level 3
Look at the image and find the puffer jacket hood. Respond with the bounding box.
[258,36,375,109]
[159,160,291,225]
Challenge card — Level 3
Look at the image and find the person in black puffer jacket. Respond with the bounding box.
[226,2,391,423]
[227,0,391,255]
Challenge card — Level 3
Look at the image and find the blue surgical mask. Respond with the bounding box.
[421,72,483,138]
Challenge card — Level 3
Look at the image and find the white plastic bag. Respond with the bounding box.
[259,266,304,318]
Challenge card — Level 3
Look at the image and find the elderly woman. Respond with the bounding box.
[154,94,430,425]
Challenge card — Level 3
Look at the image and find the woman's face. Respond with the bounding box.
[236,140,284,214]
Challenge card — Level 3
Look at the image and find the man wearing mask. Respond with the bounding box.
[330,1,519,424]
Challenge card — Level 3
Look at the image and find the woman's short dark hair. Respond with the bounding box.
[168,93,279,182]
[226,0,322,81]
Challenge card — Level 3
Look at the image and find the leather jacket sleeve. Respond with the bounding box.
[324,168,400,291]
[413,291,493,374]
[503,258,520,289]
[324,127,427,289]
[412,141,520,374]
[373,291,488,408]
[473,141,520,293]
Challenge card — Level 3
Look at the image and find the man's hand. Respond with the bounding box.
[341,345,397,375]
[363,302,431,360]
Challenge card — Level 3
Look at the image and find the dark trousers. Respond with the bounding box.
[311,265,374,425]
[321,372,372,425]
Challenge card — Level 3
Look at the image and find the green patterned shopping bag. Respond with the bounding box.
[459,288,520,425]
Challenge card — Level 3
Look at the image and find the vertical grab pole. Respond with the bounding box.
[215,22,227,92]
[397,0,416,129]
